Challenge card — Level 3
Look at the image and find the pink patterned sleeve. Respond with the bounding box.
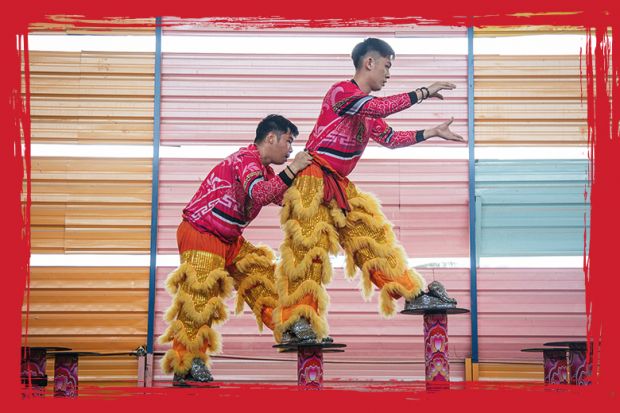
[332,84,416,118]
[370,118,425,149]
[237,156,288,207]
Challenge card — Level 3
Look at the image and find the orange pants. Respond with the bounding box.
[273,162,427,342]
[159,221,278,375]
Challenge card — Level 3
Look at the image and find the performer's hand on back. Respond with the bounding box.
[424,117,465,142]
[289,151,313,174]
[426,82,457,100]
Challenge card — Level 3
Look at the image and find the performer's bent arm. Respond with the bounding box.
[240,152,313,207]
[246,172,290,206]
[333,90,417,119]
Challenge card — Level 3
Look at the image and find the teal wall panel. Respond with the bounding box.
[476,160,590,257]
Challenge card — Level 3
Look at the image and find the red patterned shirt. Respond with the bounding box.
[306,80,425,177]
[182,144,289,243]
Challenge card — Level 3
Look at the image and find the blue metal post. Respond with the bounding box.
[467,26,479,363]
[146,17,162,355]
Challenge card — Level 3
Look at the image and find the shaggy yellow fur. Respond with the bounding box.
[378,276,423,317]
[280,176,325,223]
[342,186,426,317]
[159,321,221,354]
[250,296,278,331]
[234,274,277,313]
[282,219,340,252]
[275,171,429,342]
[159,322,220,374]
[232,246,275,273]
[276,278,329,311]
[165,262,233,297]
[163,292,229,326]
[228,242,278,330]
[279,245,334,283]
[161,349,197,374]
[160,239,281,375]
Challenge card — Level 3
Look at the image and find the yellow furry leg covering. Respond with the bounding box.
[273,173,340,343]
[228,241,279,331]
[337,183,427,317]
[158,250,233,375]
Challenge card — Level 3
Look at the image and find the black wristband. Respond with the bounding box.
[415,130,426,143]
[286,165,297,176]
[421,87,430,99]
[407,91,419,105]
[278,170,294,187]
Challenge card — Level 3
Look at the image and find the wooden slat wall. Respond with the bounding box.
[476,363,543,382]
[23,48,155,385]
[474,55,586,146]
[26,51,154,144]
[23,267,149,385]
[28,157,152,253]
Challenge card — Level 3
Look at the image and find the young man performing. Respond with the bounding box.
[159,115,312,385]
[273,38,465,343]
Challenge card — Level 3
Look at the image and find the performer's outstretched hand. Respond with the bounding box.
[424,117,465,142]
[426,82,457,100]
[289,151,313,174]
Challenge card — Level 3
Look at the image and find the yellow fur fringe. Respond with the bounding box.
[158,321,221,354]
[377,276,423,317]
[282,219,340,253]
[279,244,334,284]
[233,247,275,273]
[280,176,325,223]
[165,262,233,298]
[250,296,278,331]
[276,278,329,311]
[234,273,277,313]
[160,349,197,374]
[164,291,229,326]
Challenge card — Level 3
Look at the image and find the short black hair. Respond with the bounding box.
[351,38,395,70]
[254,114,299,144]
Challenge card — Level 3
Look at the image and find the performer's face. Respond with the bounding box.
[368,54,392,92]
[268,131,294,164]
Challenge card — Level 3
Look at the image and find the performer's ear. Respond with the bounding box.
[366,56,374,70]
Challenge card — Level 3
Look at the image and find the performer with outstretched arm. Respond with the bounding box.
[273,38,464,343]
